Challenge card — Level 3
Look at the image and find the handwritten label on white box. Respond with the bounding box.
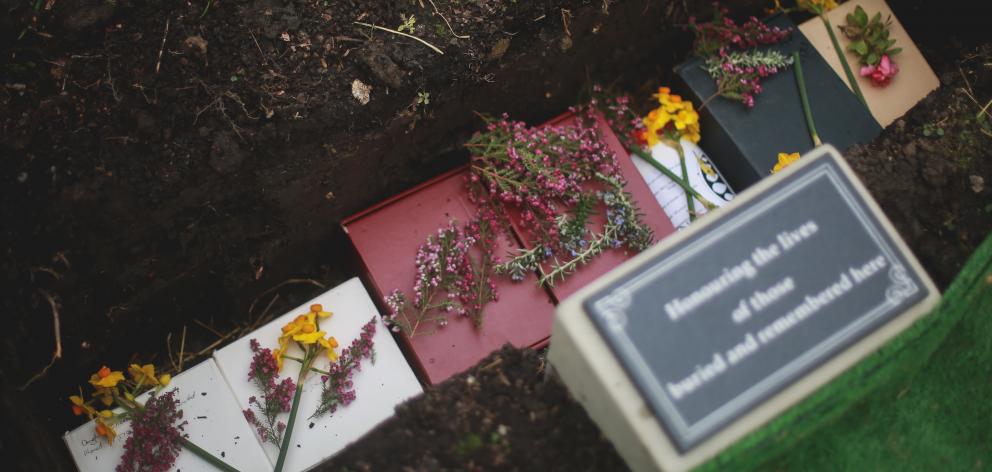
[63,359,271,472]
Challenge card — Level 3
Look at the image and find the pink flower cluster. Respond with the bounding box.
[705,49,791,108]
[313,317,377,418]
[472,108,620,251]
[860,54,899,87]
[592,86,646,146]
[117,390,186,472]
[384,218,498,336]
[243,338,295,446]
[688,3,792,57]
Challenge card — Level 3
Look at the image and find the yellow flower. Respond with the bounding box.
[70,394,96,417]
[128,364,159,386]
[642,86,701,147]
[273,345,286,371]
[159,374,171,386]
[281,314,309,338]
[310,304,332,319]
[294,328,326,345]
[772,152,801,173]
[89,366,125,389]
[798,0,838,14]
[318,336,340,361]
[94,418,117,445]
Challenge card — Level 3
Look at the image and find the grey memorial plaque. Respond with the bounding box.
[584,150,929,452]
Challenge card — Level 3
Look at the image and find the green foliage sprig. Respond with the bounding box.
[839,6,901,67]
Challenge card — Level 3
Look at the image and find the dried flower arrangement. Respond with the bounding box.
[244,304,376,471]
[470,106,655,287]
[384,103,657,336]
[840,5,901,86]
[595,84,720,224]
[68,364,236,471]
[688,3,794,108]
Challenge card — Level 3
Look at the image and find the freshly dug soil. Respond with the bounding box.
[318,345,628,471]
[1,0,990,470]
[845,45,992,287]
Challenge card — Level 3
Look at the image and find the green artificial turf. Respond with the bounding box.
[772,246,992,471]
[700,232,992,471]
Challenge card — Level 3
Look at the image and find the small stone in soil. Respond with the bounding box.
[196,416,208,419]
[201,392,208,396]
[221,452,225,458]
[309,422,315,429]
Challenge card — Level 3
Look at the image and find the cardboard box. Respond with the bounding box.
[798,0,939,127]
[343,112,676,384]
[675,14,882,191]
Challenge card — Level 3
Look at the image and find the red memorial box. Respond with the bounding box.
[343,112,677,385]
[507,112,677,303]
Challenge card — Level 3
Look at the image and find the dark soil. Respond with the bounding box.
[1,0,990,470]
[845,44,992,287]
[318,345,628,471]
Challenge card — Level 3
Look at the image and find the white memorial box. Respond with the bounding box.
[63,359,271,472]
[213,277,423,472]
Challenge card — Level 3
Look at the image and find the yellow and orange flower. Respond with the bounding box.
[318,336,340,361]
[274,304,340,369]
[310,304,332,319]
[69,393,97,418]
[94,417,117,444]
[639,87,701,147]
[772,152,801,174]
[128,363,160,387]
[89,366,125,389]
[797,0,838,14]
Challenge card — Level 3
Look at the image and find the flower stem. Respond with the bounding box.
[674,143,697,221]
[626,144,717,210]
[793,50,823,147]
[180,437,241,472]
[822,15,867,108]
[274,355,310,472]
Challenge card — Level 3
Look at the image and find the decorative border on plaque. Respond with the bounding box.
[590,160,921,446]
[594,288,633,332]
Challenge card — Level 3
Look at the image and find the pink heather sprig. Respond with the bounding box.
[703,49,793,108]
[117,389,186,472]
[688,3,792,57]
[470,104,653,287]
[243,338,295,446]
[312,317,377,418]
[591,85,647,145]
[468,107,620,249]
[384,218,498,337]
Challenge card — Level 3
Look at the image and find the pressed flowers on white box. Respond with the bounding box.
[213,277,423,472]
[63,359,271,472]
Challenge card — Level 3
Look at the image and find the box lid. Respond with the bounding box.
[343,169,555,385]
[798,0,939,127]
[676,14,882,190]
[502,112,678,303]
